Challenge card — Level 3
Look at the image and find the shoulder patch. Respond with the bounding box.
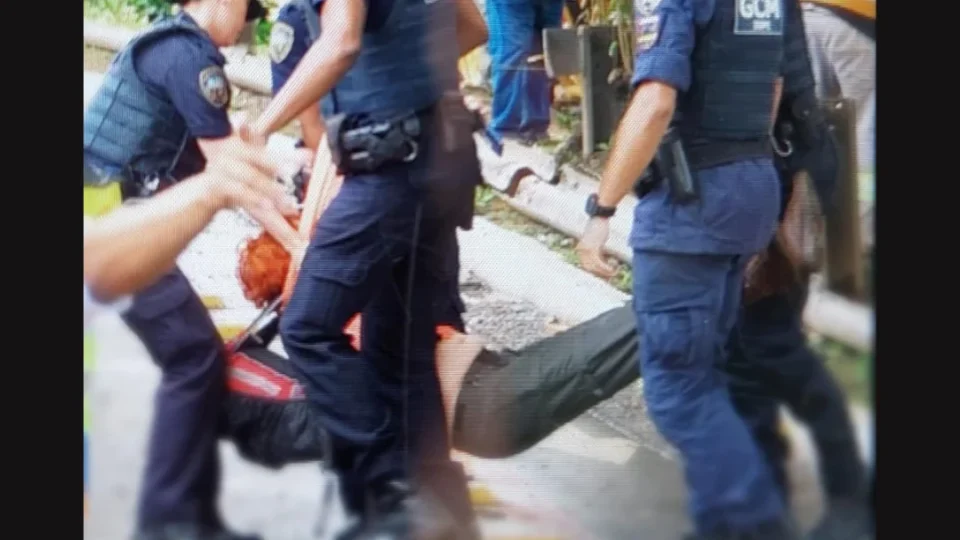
[635,15,662,53]
[634,0,662,17]
[269,22,295,64]
[199,66,231,109]
[735,0,784,36]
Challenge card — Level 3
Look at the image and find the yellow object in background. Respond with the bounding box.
[83,183,122,217]
[805,0,876,21]
[459,47,490,88]
[553,75,582,103]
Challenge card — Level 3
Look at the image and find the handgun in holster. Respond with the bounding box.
[633,128,698,203]
[325,112,421,175]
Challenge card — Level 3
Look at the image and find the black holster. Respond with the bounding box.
[326,111,422,175]
[422,93,486,230]
[633,128,698,203]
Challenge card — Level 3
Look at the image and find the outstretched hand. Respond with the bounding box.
[203,137,297,216]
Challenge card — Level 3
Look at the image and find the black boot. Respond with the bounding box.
[808,497,873,540]
[132,523,262,540]
[342,480,472,540]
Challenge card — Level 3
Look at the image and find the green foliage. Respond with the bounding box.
[84,0,170,25]
[84,0,274,47]
[474,185,498,213]
[128,0,173,21]
[254,18,273,48]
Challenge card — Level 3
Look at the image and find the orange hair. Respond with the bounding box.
[235,159,455,348]
[237,217,299,308]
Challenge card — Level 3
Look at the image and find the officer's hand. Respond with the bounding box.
[238,121,269,147]
[203,139,298,217]
[576,217,617,279]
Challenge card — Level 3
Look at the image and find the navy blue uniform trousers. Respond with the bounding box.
[727,281,866,503]
[280,163,460,508]
[122,268,226,529]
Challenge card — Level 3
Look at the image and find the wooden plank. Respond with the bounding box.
[823,98,867,300]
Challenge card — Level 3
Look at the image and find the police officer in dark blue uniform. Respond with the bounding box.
[576,0,796,537]
[264,2,477,531]
[246,0,489,537]
[268,0,327,152]
[83,1,269,539]
[726,1,872,537]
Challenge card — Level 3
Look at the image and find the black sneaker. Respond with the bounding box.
[133,523,262,540]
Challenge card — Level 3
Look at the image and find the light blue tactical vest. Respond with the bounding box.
[83,17,210,185]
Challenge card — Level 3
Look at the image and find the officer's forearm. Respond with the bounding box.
[455,0,488,57]
[597,82,676,207]
[256,44,358,136]
[298,104,326,151]
[254,0,365,136]
[299,138,343,240]
[83,177,221,301]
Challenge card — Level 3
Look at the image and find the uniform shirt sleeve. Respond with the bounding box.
[630,0,716,92]
[269,5,315,95]
[136,36,234,140]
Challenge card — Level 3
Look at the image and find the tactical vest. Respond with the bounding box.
[673,0,786,169]
[292,0,459,118]
[83,17,211,186]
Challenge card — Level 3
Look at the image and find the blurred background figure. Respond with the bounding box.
[801,0,875,240]
[486,0,564,142]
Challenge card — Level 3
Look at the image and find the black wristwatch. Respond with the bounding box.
[585,193,617,218]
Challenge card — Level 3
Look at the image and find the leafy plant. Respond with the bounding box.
[575,0,634,77]
[85,0,170,24]
[85,0,275,47]
[128,0,172,21]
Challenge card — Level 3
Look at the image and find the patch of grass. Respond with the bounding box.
[809,335,872,405]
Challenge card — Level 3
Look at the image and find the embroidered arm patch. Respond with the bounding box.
[269,22,295,64]
[199,66,231,109]
[635,14,662,52]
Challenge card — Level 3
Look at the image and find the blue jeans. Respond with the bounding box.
[486,0,564,137]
